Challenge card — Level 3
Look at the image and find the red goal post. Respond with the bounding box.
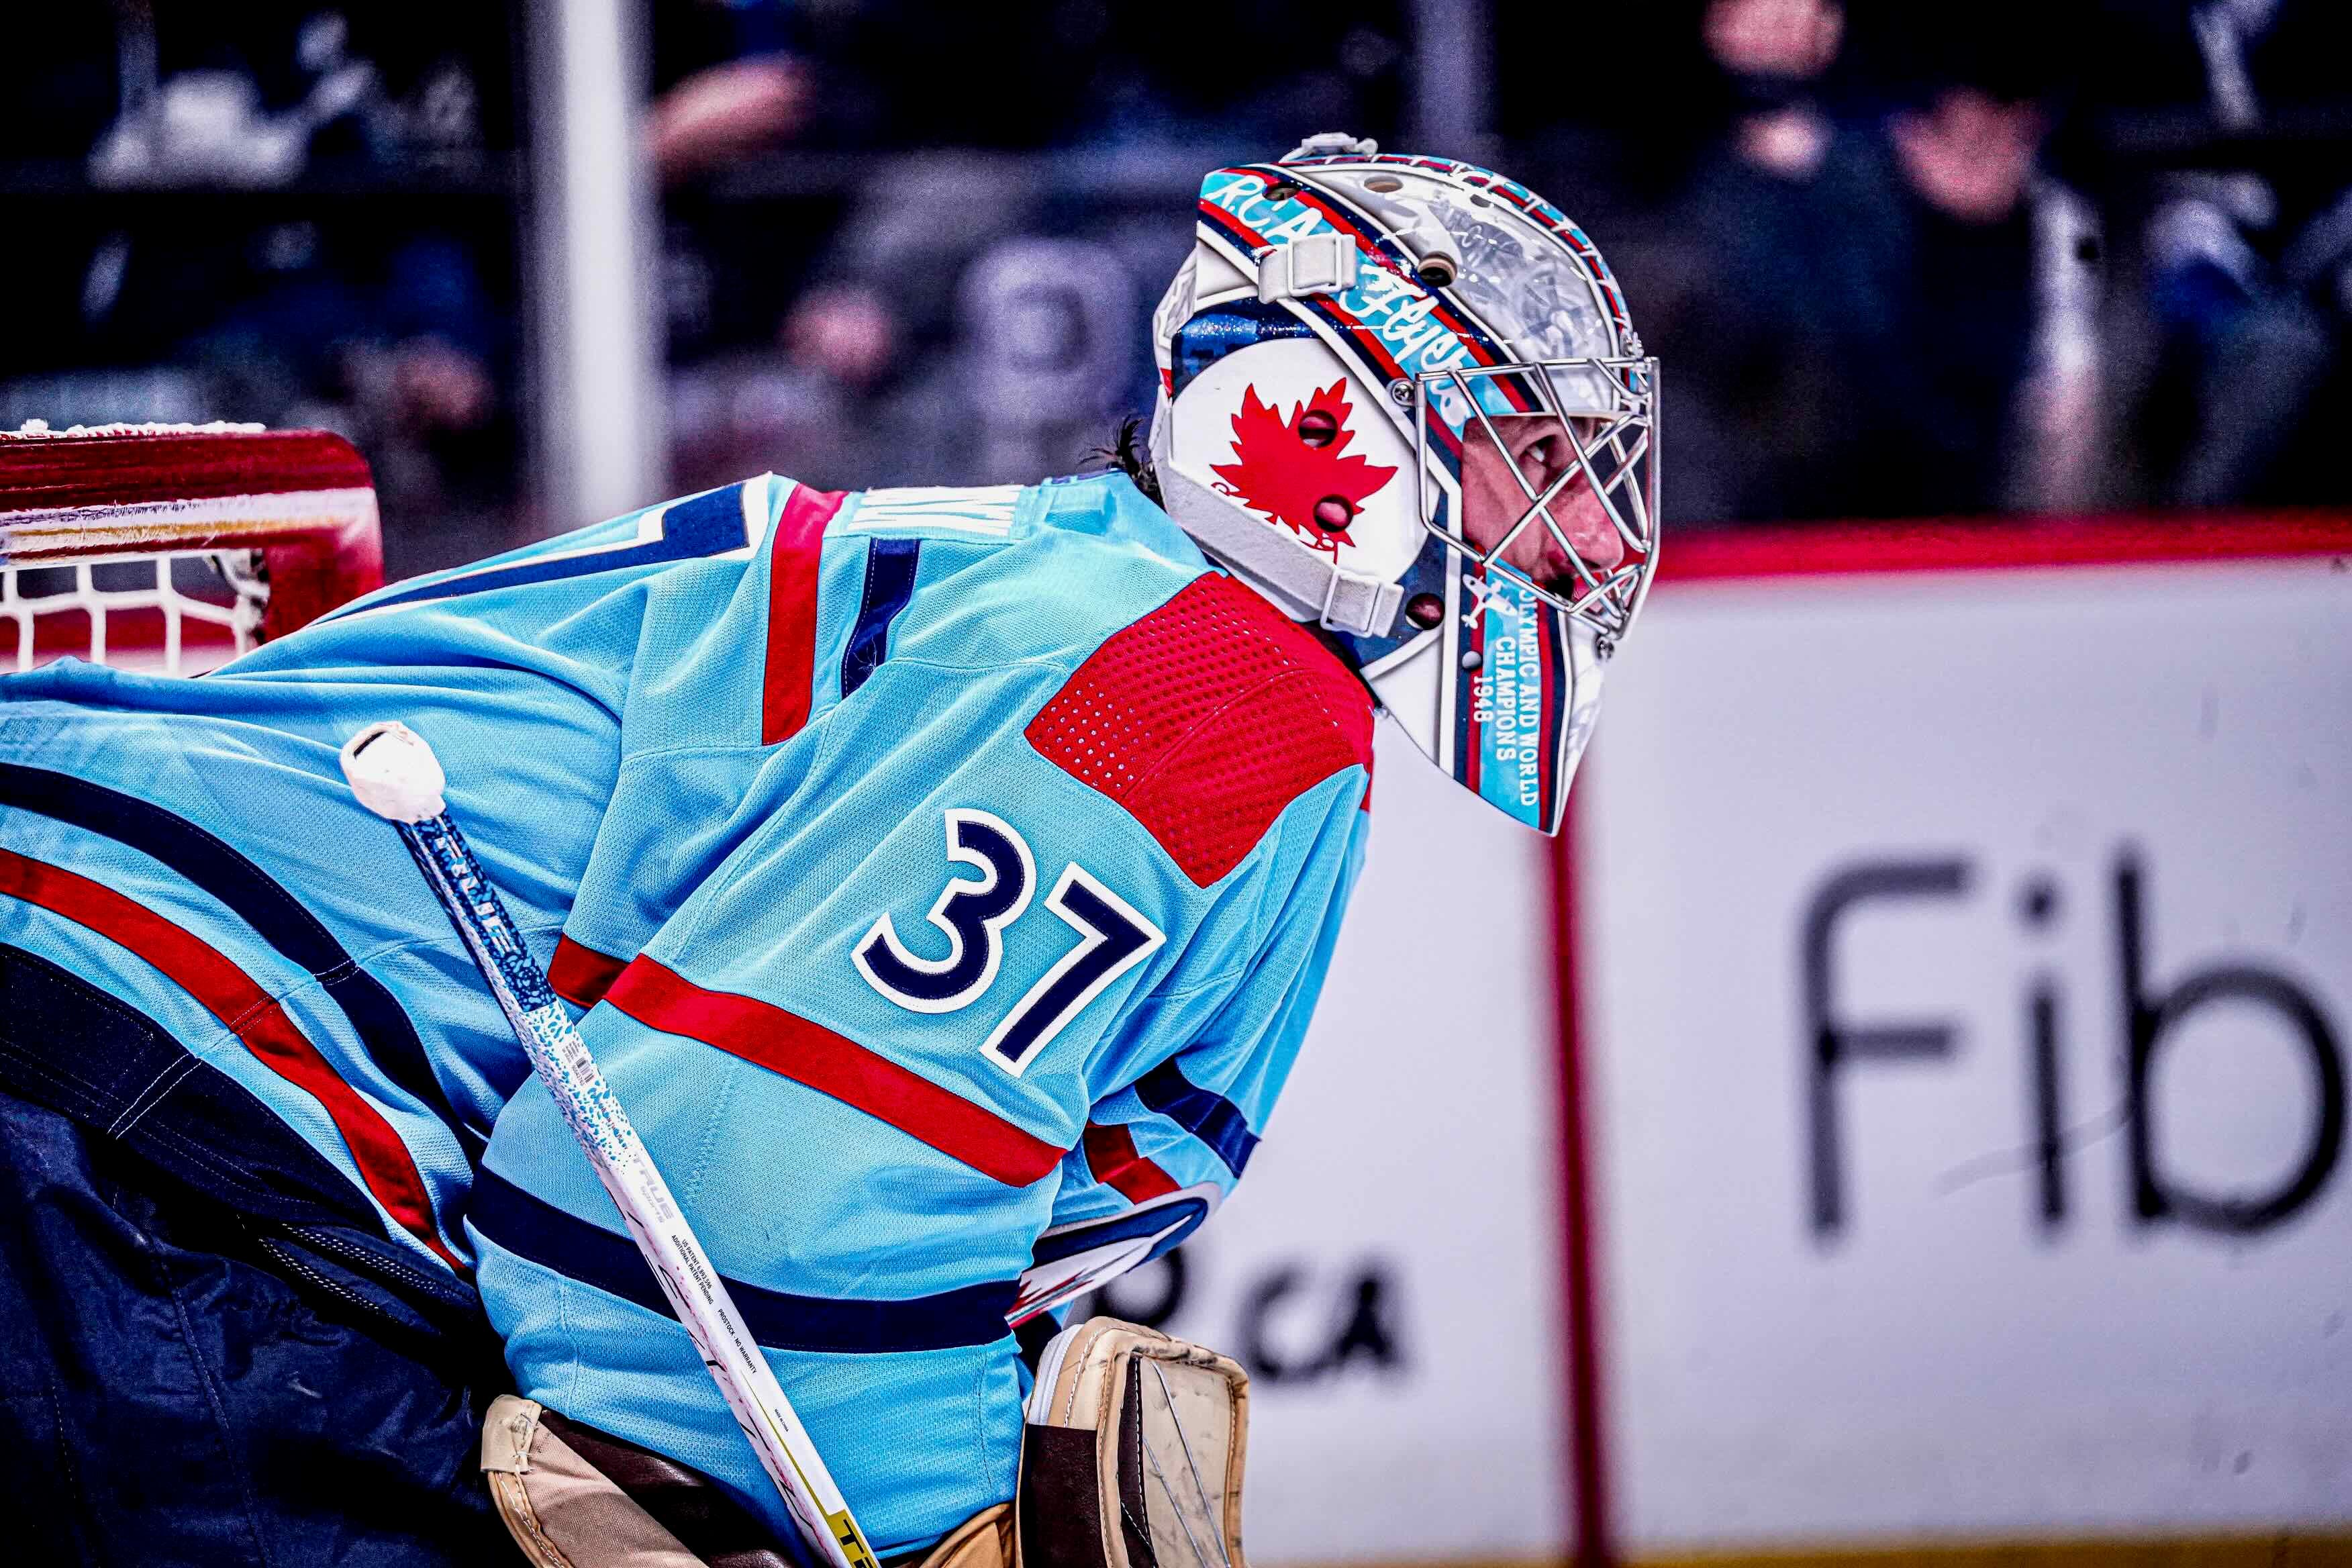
[0,423,383,675]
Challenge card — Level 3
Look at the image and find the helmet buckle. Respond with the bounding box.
[1281,132,1379,162]
[1317,563,1400,637]
[1255,232,1361,303]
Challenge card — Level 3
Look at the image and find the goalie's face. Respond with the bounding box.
[1459,413,1625,599]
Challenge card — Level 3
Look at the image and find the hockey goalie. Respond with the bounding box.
[0,138,1656,1567]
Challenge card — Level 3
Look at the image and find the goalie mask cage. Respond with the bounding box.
[0,424,384,675]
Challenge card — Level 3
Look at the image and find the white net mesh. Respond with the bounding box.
[3,548,270,675]
[1,421,381,676]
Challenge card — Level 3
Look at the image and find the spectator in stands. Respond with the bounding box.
[1640,0,1850,521]
[0,5,519,572]
[1663,1,2097,522]
[658,0,1408,158]
[1704,0,1845,185]
[648,0,811,183]
[2079,0,2350,508]
[653,0,1410,497]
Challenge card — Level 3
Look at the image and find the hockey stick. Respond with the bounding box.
[339,721,877,1568]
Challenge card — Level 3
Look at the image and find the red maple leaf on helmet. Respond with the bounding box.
[1209,381,1398,556]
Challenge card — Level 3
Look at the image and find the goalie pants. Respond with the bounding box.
[0,1086,509,1566]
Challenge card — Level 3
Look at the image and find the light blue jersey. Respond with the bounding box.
[0,471,1375,1552]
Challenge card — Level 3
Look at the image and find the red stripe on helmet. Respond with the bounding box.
[1461,587,1487,798]
[1192,194,1486,454]
[1255,173,1540,413]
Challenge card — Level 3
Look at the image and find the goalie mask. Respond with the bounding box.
[1148,134,1660,834]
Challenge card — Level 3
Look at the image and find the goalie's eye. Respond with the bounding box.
[1522,434,1577,494]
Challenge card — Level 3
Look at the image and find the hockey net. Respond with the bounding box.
[0,423,383,675]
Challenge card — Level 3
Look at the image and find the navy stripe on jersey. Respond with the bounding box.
[0,763,484,1159]
[469,1170,1018,1354]
[336,481,754,615]
[0,943,481,1332]
[1028,1195,1211,1269]
[1134,1059,1259,1176]
[840,537,920,698]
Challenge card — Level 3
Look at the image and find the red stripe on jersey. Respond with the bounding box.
[1082,1120,1180,1204]
[548,934,627,1010]
[0,846,460,1270]
[1025,573,1375,887]
[603,957,1065,1187]
[762,481,849,744]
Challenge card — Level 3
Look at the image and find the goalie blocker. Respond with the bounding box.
[480,1316,1251,1568]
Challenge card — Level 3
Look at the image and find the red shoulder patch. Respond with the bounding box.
[1025,573,1375,887]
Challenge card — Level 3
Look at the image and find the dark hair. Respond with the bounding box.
[1095,413,1162,505]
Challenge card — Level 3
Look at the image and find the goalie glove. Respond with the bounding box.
[1018,1317,1250,1568]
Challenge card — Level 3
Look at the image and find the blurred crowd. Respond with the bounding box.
[649,0,1413,499]
[2,4,520,573]
[1509,0,2352,523]
[3,0,2348,572]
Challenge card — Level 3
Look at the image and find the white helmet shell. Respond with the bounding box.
[1149,140,1661,834]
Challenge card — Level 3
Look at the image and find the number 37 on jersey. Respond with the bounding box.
[852,810,1165,1077]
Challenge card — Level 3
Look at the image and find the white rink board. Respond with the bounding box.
[1578,556,2352,1551]
[1094,722,1571,1564]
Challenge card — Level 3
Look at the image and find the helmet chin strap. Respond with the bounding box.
[1150,411,1405,639]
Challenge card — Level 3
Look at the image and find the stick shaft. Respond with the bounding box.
[395,812,876,1568]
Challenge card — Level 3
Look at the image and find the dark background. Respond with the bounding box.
[7,0,2347,577]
